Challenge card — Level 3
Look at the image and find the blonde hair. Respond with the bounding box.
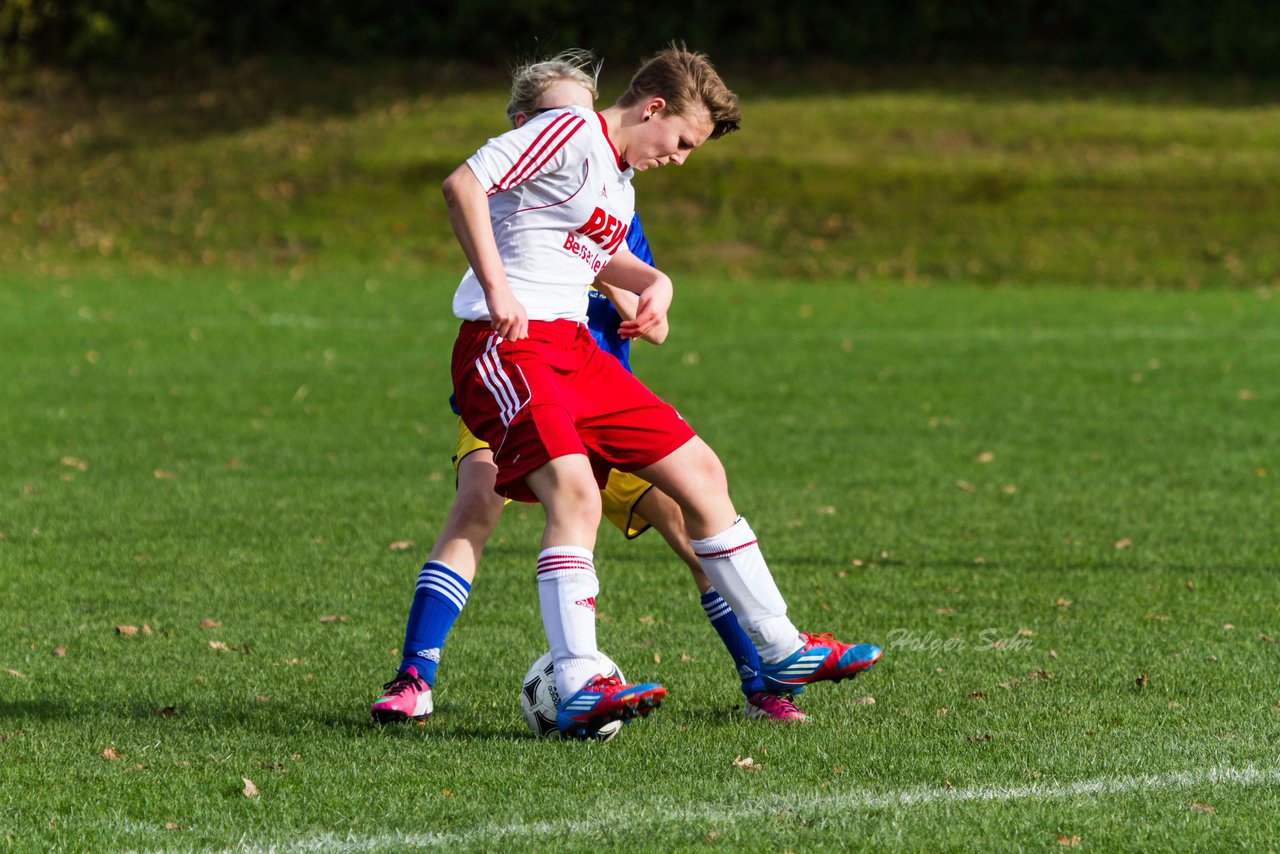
[506,49,602,125]
[617,44,740,139]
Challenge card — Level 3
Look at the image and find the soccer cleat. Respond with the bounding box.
[370,666,434,723]
[556,673,665,740]
[760,633,882,693]
[744,691,811,723]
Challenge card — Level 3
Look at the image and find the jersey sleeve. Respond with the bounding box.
[465,108,591,197]
[625,212,654,267]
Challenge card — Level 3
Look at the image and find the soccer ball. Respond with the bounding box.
[519,651,624,741]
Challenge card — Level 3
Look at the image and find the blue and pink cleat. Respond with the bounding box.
[556,674,666,740]
[760,632,882,693]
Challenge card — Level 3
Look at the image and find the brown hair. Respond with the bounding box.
[618,44,740,140]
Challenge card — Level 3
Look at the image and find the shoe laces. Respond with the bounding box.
[584,673,622,692]
[802,631,835,644]
[750,692,806,718]
[772,694,802,714]
[382,670,425,695]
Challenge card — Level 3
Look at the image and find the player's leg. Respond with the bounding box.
[525,452,601,553]
[628,483,805,721]
[371,436,501,723]
[395,451,497,677]
[425,448,505,577]
[605,472,773,702]
[635,437,793,651]
[451,322,670,737]
[524,452,602,703]
[523,451,665,739]
[636,437,882,692]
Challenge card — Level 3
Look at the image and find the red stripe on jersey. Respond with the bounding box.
[494,113,585,192]
[504,116,585,190]
[694,540,759,560]
[494,114,576,189]
[497,161,591,226]
[595,112,626,172]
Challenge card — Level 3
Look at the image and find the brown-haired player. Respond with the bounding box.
[442,45,881,739]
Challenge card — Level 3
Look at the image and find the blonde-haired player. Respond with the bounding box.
[372,49,810,726]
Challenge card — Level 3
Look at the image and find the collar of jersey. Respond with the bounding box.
[595,112,628,172]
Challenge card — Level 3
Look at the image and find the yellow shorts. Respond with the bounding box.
[453,418,654,539]
[600,468,655,539]
[453,417,492,470]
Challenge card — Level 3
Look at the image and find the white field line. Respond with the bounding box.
[237,764,1280,853]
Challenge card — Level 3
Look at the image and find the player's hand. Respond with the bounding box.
[619,276,672,339]
[486,289,529,341]
[618,316,661,339]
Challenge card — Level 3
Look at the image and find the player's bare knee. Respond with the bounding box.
[533,468,600,533]
[556,479,603,527]
[644,489,688,537]
[685,445,728,496]
[457,500,504,537]
[454,478,502,520]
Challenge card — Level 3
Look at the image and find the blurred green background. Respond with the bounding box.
[4,2,1280,290]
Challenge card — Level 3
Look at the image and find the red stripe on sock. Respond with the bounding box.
[536,558,596,576]
[694,540,758,560]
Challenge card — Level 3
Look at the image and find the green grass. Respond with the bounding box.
[2,270,1279,851]
[2,64,1279,850]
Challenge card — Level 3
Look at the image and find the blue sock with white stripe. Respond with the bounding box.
[400,561,471,685]
[701,588,765,696]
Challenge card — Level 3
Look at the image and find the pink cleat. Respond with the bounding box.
[744,691,811,722]
[370,666,434,723]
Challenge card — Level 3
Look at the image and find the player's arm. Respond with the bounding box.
[595,247,672,342]
[442,164,528,341]
[595,281,668,345]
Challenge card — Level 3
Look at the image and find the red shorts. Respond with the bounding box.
[451,319,695,502]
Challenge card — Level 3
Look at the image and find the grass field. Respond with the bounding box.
[2,65,1280,851]
[3,270,1278,851]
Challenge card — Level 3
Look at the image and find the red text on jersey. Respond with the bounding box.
[576,207,629,255]
[562,233,605,274]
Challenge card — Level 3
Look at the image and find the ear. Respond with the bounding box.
[643,97,667,120]
[512,112,531,128]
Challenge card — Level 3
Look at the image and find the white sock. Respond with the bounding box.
[690,517,802,663]
[536,546,602,699]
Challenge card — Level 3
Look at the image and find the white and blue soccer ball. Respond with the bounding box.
[520,651,624,741]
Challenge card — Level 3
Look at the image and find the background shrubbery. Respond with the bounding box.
[4,0,1280,75]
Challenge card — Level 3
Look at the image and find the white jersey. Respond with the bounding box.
[452,105,637,323]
